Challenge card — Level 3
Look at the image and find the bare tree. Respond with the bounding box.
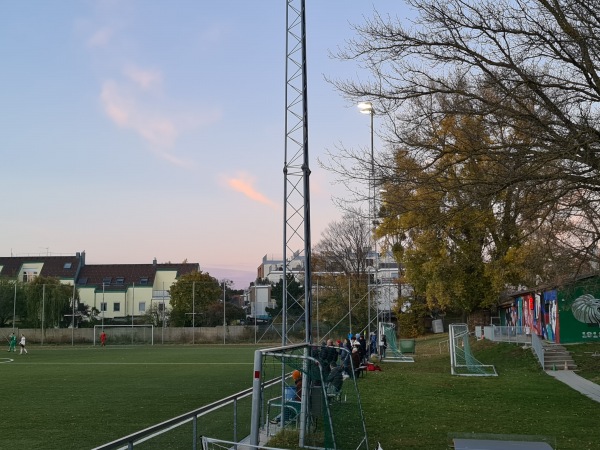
[329,0,600,279]
[313,209,372,277]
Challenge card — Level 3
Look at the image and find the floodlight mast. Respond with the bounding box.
[283,0,312,347]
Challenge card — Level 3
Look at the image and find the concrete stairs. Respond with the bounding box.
[543,342,577,371]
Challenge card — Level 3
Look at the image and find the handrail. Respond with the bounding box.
[93,376,283,450]
[531,333,544,368]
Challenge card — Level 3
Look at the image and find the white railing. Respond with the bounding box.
[486,325,531,345]
[94,376,283,450]
[531,333,544,368]
[152,290,170,300]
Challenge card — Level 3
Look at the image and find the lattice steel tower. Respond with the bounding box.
[282,0,312,345]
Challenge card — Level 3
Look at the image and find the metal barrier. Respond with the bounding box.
[531,333,544,368]
[486,325,531,345]
[93,377,283,450]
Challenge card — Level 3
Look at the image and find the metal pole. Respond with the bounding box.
[102,283,105,330]
[12,282,17,332]
[41,284,45,346]
[369,107,374,340]
[348,278,351,334]
[316,276,319,343]
[192,281,195,345]
[132,283,135,345]
[162,281,165,345]
[222,280,226,345]
[71,283,76,346]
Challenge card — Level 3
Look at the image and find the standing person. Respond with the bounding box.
[8,332,17,352]
[100,330,107,347]
[358,334,367,363]
[351,347,362,377]
[370,332,377,355]
[380,334,387,358]
[19,334,28,355]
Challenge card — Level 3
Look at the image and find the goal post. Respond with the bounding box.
[449,323,497,376]
[378,322,414,362]
[248,342,370,450]
[93,325,154,346]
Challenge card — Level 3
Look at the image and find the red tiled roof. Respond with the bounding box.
[0,255,81,279]
[0,255,199,289]
[77,263,199,288]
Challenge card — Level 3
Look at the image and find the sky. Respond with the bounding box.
[0,1,412,290]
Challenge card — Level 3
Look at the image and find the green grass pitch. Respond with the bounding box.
[1,345,258,449]
[4,338,600,450]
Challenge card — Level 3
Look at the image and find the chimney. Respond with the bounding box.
[153,257,157,267]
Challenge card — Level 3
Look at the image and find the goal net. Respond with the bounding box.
[379,322,414,362]
[247,342,369,450]
[449,323,497,376]
[93,325,154,346]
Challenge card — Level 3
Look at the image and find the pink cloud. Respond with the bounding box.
[100,80,178,147]
[225,174,278,209]
[124,65,162,90]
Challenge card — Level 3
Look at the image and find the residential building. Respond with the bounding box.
[0,252,199,321]
[0,253,83,285]
[256,252,305,284]
[248,284,274,322]
[77,258,198,319]
[252,249,410,322]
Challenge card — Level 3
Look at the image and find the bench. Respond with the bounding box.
[266,397,301,435]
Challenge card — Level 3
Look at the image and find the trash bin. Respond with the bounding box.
[399,339,416,354]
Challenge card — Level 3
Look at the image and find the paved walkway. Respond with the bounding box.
[545,370,600,403]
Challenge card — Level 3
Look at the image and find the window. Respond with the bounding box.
[139,302,146,312]
[79,277,88,285]
[64,262,72,269]
[158,303,165,312]
[22,271,38,283]
[139,277,149,285]
[100,302,107,312]
[115,277,124,285]
[113,302,120,312]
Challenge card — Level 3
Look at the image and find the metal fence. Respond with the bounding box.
[484,325,532,345]
[93,377,282,450]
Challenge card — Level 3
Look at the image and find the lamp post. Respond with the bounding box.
[221,279,231,345]
[102,282,105,330]
[12,282,17,332]
[358,101,375,339]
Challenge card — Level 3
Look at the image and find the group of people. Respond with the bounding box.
[6,333,28,354]
[272,333,390,427]
[315,332,389,394]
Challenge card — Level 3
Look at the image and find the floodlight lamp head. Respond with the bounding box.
[357,101,374,114]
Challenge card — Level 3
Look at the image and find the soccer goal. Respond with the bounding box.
[248,342,370,450]
[378,322,414,362]
[449,323,497,376]
[93,325,154,346]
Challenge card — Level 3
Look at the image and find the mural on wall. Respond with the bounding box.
[571,294,600,325]
[499,278,600,344]
[558,277,600,344]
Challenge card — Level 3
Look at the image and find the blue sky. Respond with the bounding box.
[0,1,411,289]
